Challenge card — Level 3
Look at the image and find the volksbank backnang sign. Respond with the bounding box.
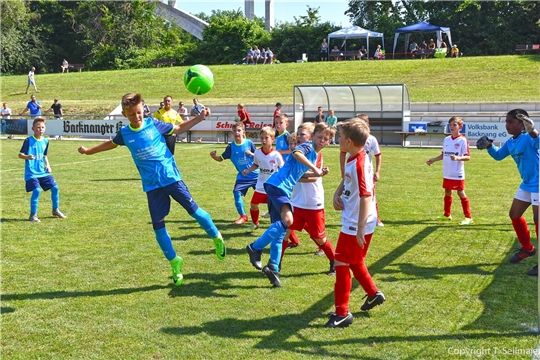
[407,122,537,143]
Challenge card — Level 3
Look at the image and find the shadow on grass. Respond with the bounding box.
[1,307,15,315]
[378,262,498,281]
[90,178,140,182]
[0,218,35,223]
[1,284,170,302]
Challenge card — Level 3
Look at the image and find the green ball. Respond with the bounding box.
[183,64,214,95]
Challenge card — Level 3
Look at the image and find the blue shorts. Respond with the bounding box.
[26,175,56,192]
[264,183,291,223]
[233,178,257,196]
[146,180,198,223]
[28,79,35,86]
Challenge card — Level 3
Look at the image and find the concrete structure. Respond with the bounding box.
[245,0,274,30]
[154,0,208,40]
[245,0,255,20]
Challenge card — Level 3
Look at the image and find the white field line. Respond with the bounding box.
[0,144,211,173]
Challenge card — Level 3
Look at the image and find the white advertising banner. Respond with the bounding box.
[38,118,275,137]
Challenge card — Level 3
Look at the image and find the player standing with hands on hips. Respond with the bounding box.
[78,93,226,286]
[477,109,539,276]
[426,117,473,225]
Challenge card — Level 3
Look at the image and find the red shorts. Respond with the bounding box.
[442,178,465,191]
[335,232,373,264]
[290,207,326,239]
[250,191,268,205]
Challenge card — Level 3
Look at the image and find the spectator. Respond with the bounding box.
[44,98,63,119]
[191,98,204,116]
[273,102,282,128]
[20,94,43,119]
[153,95,183,154]
[330,45,340,60]
[61,59,69,73]
[25,67,39,94]
[177,101,189,121]
[359,46,367,60]
[326,109,338,144]
[159,101,164,110]
[314,106,326,123]
[374,45,385,60]
[451,44,460,58]
[320,38,328,61]
[237,103,254,128]
[142,99,151,117]
[409,41,418,58]
[246,47,255,65]
[428,39,436,57]
[260,48,267,64]
[253,46,261,64]
[266,47,274,64]
[419,40,428,59]
[1,102,12,119]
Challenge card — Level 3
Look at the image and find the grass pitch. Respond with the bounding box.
[1,140,538,359]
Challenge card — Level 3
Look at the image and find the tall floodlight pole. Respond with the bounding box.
[265,0,274,30]
[245,0,255,20]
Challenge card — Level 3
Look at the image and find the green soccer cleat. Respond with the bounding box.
[245,223,259,233]
[170,256,184,286]
[213,234,226,260]
[436,215,452,221]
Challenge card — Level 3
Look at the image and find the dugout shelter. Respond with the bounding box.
[293,84,411,145]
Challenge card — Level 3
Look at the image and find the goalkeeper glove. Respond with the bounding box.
[476,136,492,150]
[516,113,535,134]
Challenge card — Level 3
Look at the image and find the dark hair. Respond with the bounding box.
[507,108,529,119]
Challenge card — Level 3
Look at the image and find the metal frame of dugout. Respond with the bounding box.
[293,84,411,146]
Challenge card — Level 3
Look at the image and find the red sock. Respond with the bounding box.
[460,197,472,219]
[350,262,378,297]
[535,222,538,241]
[289,230,299,245]
[511,217,533,251]
[316,239,335,261]
[334,265,351,316]
[280,239,289,263]
[444,196,452,217]
[250,208,259,225]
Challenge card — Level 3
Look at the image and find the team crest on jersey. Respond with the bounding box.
[144,129,155,140]
[454,143,460,149]
[344,173,352,183]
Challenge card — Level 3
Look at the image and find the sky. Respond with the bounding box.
[176,0,352,27]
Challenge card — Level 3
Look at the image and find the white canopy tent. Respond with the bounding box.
[327,26,385,59]
[392,21,452,58]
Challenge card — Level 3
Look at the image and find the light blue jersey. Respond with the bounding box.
[487,132,539,192]
[20,136,49,181]
[275,131,290,152]
[221,139,259,180]
[113,118,180,192]
[265,142,317,197]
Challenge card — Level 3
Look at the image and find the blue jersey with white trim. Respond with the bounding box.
[221,139,259,181]
[265,142,317,197]
[20,136,49,181]
[487,132,539,192]
[113,118,180,192]
[275,131,290,152]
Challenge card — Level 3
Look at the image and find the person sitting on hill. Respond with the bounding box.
[61,59,69,73]
[451,44,460,58]
[374,45,385,60]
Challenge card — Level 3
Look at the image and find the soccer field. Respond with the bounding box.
[1,140,538,359]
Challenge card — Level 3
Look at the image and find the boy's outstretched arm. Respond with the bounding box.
[292,151,323,176]
[173,108,210,134]
[78,140,118,155]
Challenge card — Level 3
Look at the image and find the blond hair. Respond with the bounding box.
[297,122,315,134]
[232,122,245,131]
[448,116,464,127]
[121,93,143,109]
[314,122,336,137]
[260,126,275,138]
[340,118,370,146]
[32,117,46,126]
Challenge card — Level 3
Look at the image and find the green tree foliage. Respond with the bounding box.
[346,0,540,56]
[188,9,270,65]
[0,0,50,74]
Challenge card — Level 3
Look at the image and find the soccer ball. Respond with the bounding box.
[234,115,241,122]
[183,64,214,95]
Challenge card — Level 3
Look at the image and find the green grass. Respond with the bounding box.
[1,140,538,359]
[1,55,539,114]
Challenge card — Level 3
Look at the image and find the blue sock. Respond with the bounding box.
[30,188,41,215]
[268,227,287,271]
[190,207,219,238]
[154,226,177,261]
[253,220,287,251]
[233,191,245,216]
[50,185,60,209]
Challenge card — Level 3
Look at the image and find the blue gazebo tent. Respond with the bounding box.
[328,26,385,60]
[392,21,452,58]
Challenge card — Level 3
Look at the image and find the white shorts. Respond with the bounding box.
[515,189,539,206]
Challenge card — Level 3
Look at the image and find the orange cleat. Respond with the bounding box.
[233,215,248,225]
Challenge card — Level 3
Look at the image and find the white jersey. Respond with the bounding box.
[364,134,381,163]
[442,134,470,180]
[291,152,324,210]
[341,150,377,236]
[253,148,284,193]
